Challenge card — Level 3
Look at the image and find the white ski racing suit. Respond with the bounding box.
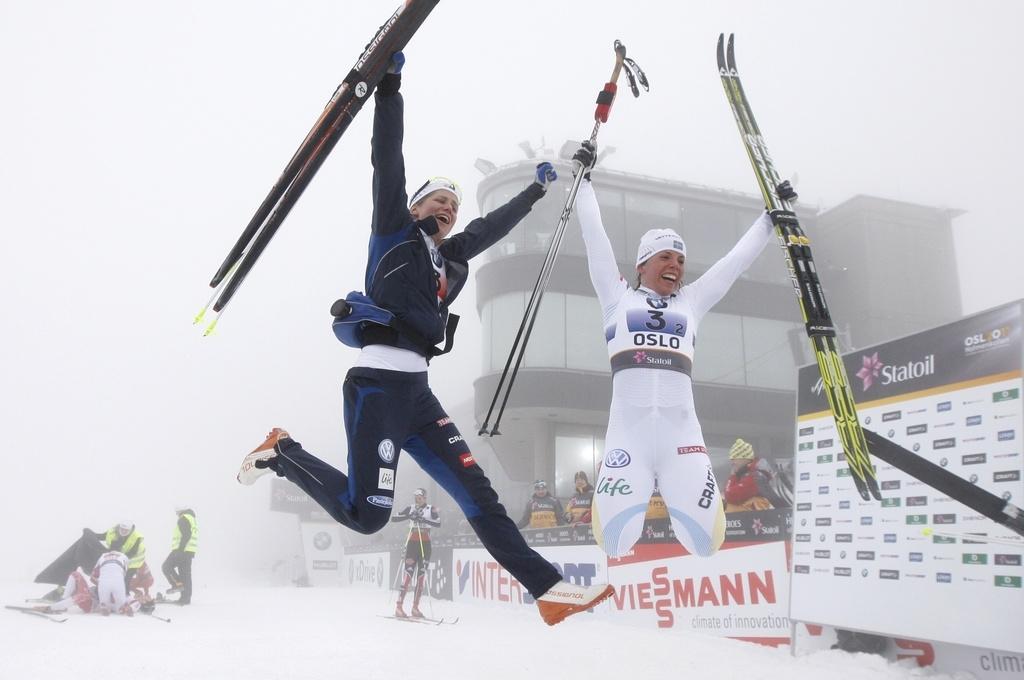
[575,180,774,558]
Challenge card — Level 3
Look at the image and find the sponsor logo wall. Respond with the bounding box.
[793,301,1024,655]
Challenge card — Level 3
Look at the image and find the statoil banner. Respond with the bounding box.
[606,540,790,644]
[793,300,1024,654]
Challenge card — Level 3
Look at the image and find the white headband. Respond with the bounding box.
[636,228,686,266]
[409,176,462,208]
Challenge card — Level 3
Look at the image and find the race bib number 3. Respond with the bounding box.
[626,308,687,337]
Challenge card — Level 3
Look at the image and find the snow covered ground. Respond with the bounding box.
[0,584,967,680]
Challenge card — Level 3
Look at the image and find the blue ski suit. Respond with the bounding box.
[270,80,561,599]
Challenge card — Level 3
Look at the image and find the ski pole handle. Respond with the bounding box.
[595,83,617,123]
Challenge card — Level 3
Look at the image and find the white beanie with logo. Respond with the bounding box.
[409,176,462,208]
[636,228,686,266]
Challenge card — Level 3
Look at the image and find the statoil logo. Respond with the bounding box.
[855,352,935,392]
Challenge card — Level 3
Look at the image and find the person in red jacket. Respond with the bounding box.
[723,438,783,512]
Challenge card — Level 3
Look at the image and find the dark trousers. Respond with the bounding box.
[161,551,194,603]
[272,367,561,599]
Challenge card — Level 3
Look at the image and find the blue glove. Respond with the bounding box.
[534,162,557,190]
[388,52,405,75]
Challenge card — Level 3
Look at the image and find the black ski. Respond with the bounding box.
[716,33,881,501]
[197,0,440,334]
[377,614,458,625]
[864,429,1024,538]
[5,605,68,623]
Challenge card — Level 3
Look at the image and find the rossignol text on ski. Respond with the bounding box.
[196,0,440,335]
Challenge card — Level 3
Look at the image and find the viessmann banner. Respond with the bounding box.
[792,300,1024,655]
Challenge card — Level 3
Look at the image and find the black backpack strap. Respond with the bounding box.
[389,313,459,358]
[330,296,459,359]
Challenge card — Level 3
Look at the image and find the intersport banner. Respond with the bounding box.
[606,540,790,644]
[452,545,609,610]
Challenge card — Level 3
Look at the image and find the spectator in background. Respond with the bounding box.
[518,480,565,529]
[564,471,594,525]
[724,438,784,512]
[162,506,198,605]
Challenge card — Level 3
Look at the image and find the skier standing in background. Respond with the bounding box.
[570,141,796,559]
[390,488,439,618]
[237,53,614,626]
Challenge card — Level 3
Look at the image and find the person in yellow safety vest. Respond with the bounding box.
[161,506,198,606]
[517,480,565,529]
[100,521,146,579]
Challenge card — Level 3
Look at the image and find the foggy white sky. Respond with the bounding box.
[2,0,1022,582]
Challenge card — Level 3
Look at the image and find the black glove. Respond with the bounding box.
[775,180,798,202]
[378,52,404,97]
[572,141,597,179]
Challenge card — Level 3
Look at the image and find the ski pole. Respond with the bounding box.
[480,40,647,436]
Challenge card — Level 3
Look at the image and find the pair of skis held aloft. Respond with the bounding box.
[196,0,440,336]
[721,35,1024,537]
[478,41,648,436]
[717,34,882,502]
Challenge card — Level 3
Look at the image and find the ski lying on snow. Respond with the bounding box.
[5,605,67,623]
[377,614,458,625]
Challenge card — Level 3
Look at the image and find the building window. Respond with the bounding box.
[625,192,682,257]
[554,427,604,499]
[691,311,745,385]
[741,316,803,390]
[524,292,566,368]
[565,293,609,372]
[488,292,525,372]
[679,202,741,268]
